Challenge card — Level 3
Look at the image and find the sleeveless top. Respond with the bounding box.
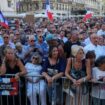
[5,62,20,74]
[70,58,86,80]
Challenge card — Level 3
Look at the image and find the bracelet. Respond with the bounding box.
[83,77,86,82]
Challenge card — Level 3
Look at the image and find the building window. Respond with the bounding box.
[56,4,58,10]
[7,0,12,7]
[59,4,61,10]
[42,3,46,9]
[51,3,53,9]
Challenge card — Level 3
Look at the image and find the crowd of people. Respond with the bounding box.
[0,17,105,105]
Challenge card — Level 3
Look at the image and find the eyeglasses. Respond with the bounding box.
[39,36,42,38]
[36,30,42,33]
[33,57,39,60]
[30,40,35,42]
[4,37,9,39]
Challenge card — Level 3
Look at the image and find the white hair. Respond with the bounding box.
[28,35,35,41]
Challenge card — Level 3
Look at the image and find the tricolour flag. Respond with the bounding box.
[0,11,9,29]
[83,11,93,22]
[46,0,53,22]
[0,77,18,96]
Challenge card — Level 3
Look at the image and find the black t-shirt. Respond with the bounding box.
[64,40,81,58]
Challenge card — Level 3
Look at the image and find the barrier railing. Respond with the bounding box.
[0,74,105,105]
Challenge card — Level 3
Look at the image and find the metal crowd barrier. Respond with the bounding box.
[0,74,105,105]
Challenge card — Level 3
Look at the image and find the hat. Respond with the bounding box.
[71,45,84,57]
[45,33,56,41]
[31,52,42,64]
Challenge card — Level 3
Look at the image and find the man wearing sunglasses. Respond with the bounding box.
[0,34,15,59]
[35,30,49,58]
[24,35,41,63]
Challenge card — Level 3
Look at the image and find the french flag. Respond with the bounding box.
[83,11,93,22]
[0,11,9,29]
[46,0,53,22]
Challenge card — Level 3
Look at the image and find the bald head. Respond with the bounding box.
[90,33,98,45]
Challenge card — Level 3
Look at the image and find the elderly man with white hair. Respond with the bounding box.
[84,33,104,59]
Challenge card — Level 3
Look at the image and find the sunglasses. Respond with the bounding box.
[37,31,42,33]
[30,40,35,42]
[33,57,39,60]
[4,37,9,39]
[39,36,42,38]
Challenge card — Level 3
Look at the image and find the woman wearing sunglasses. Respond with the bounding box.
[25,52,46,105]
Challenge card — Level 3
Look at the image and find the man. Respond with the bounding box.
[64,30,81,58]
[58,30,68,43]
[24,35,41,63]
[15,31,27,45]
[35,31,48,58]
[97,24,105,37]
[84,33,103,59]
[0,34,15,58]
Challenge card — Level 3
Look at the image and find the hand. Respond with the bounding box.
[47,76,52,86]
[76,78,83,85]
[52,76,56,82]
[15,73,20,81]
[29,48,34,52]
[72,79,77,85]
[91,79,97,83]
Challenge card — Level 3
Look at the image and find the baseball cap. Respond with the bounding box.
[45,33,56,41]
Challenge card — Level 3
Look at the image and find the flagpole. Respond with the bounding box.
[0,4,1,11]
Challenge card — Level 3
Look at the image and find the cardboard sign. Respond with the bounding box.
[25,14,35,24]
[0,77,18,96]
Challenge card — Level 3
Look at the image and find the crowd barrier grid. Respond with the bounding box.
[0,74,105,105]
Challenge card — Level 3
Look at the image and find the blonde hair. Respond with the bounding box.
[71,45,84,57]
[4,46,14,55]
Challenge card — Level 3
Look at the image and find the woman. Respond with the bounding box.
[91,56,105,105]
[0,46,27,105]
[86,51,96,68]
[65,45,91,105]
[25,52,46,105]
[41,46,66,105]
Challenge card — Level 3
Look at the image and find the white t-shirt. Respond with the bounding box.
[84,43,103,59]
[25,63,42,82]
[91,67,105,99]
[97,29,105,36]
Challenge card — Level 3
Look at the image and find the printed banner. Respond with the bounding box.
[0,77,18,96]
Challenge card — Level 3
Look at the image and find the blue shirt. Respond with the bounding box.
[35,41,49,57]
[41,57,66,76]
